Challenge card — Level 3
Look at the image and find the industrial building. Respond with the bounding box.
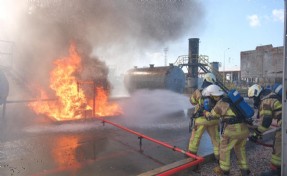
[241,45,283,86]
[209,44,283,89]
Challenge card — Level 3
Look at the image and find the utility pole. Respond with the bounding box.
[282,1,287,175]
[223,48,230,84]
[164,47,168,66]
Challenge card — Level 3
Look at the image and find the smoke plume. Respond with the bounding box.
[0,0,205,97]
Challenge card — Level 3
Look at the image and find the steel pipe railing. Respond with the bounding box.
[95,116,204,175]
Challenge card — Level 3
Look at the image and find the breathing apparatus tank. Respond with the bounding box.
[227,89,254,123]
[272,83,282,97]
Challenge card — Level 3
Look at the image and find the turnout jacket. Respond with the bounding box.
[190,89,218,125]
[206,99,249,137]
[257,92,282,134]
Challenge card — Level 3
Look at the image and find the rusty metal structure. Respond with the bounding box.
[124,38,226,94]
[174,38,224,93]
[124,64,185,94]
[173,38,201,93]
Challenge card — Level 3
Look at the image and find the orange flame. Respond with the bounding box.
[28,43,122,121]
[94,87,122,116]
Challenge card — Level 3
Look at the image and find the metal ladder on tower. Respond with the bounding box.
[174,55,224,85]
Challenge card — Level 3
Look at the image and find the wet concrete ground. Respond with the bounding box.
[0,102,213,176]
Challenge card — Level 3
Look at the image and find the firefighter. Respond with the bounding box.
[188,73,220,161]
[204,84,250,176]
[248,84,282,176]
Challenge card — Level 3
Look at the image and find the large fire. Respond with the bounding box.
[28,43,122,121]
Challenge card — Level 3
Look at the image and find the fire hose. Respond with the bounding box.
[248,137,274,148]
[95,116,204,175]
[253,140,273,148]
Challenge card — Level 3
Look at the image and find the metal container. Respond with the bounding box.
[124,64,185,94]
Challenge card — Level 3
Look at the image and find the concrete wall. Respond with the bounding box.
[241,45,283,85]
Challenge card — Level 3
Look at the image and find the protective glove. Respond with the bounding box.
[245,118,254,126]
[203,110,212,121]
[249,132,262,142]
[249,135,258,142]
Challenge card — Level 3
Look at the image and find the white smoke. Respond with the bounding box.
[0,0,205,97]
[24,121,109,133]
[118,89,193,128]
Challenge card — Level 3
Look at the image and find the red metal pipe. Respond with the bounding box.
[157,158,204,176]
[95,117,204,175]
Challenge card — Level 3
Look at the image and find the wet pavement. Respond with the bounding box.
[0,102,213,176]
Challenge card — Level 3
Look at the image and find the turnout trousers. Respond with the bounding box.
[219,123,249,172]
[188,117,220,159]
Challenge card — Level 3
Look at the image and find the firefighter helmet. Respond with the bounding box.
[201,87,210,96]
[203,73,216,84]
[205,84,224,96]
[248,84,262,98]
[272,83,282,96]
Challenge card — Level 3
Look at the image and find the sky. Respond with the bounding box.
[157,0,285,71]
[129,0,285,73]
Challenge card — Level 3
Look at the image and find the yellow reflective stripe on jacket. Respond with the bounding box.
[225,108,236,117]
[194,116,219,125]
[273,100,282,110]
[190,89,201,105]
[258,97,282,133]
[273,100,282,119]
[258,125,269,133]
[259,98,282,118]
[278,119,282,126]
[271,154,281,167]
[190,89,204,112]
[260,109,272,116]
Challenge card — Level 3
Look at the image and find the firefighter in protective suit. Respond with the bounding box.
[204,85,250,176]
[188,73,220,161]
[248,84,282,176]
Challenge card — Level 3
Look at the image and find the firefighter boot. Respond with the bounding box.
[214,154,219,164]
[240,169,251,176]
[213,166,229,176]
[187,151,200,173]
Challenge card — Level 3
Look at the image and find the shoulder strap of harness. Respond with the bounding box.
[261,93,282,103]
[221,97,232,104]
[221,97,241,119]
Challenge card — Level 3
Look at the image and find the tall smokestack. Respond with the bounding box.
[187,38,199,92]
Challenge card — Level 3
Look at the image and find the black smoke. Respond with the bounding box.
[11,0,205,97]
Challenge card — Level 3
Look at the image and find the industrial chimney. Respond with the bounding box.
[186,38,199,93]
